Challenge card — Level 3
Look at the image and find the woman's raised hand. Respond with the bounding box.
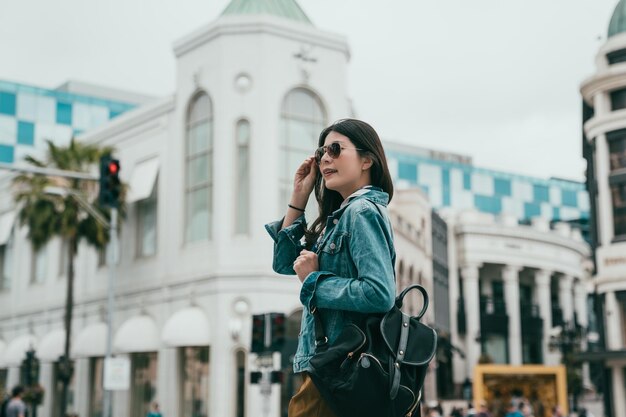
[293,156,317,200]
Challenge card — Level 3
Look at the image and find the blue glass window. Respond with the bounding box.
[109,109,122,119]
[562,190,578,207]
[17,121,35,146]
[524,202,541,219]
[0,145,14,163]
[552,207,560,221]
[463,172,471,190]
[398,162,417,182]
[533,184,550,203]
[442,168,451,206]
[0,92,16,116]
[475,195,502,214]
[56,102,72,125]
[494,178,512,196]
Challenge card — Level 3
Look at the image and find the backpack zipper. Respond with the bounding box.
[346,326,367,359]
[405,389,422,417]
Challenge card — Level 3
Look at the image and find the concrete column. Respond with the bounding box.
[74,358,90,417]
[535,270,555,364]
[112,353,130,417]
[611,365,626,417]
[605,291,623,350]
[157,347,179,417]
[39,363,54,417]
[594,133,614,246]
[574,279,588,328]
[559,275,574,325]
[503,265,522,365]
[446,218,466,385]
[461,263,482,378]
[7,366,19,390]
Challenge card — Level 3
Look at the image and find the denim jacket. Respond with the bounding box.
[264,187,396,373]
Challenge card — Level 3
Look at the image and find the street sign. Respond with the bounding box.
[103,357,130,390]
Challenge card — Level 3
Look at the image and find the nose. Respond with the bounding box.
[319,149,332,165]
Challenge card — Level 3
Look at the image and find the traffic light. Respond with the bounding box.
[99,155,121,207]
[269,312,286,351]
[251,314,266,353]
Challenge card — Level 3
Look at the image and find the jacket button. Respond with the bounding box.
[333,219,339,225]
[330,243,336,250]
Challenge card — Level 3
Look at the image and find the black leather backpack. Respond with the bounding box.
[309,284,437,417]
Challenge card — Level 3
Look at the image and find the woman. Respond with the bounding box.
[265,119,396,417]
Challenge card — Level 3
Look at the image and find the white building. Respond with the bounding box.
[443,210,591,400]
[580,1,626,416]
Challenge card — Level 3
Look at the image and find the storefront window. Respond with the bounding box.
[0,368,7,398]
[281,310,304,417]
[89,357,104,417]
[611,182,626,238]
[179,347,209,417]
[235,350,246,417]
[131,352,158,417]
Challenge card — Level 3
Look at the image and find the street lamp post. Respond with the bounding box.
[549,321,585,412]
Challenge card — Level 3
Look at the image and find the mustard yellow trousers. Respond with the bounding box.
[288,373,338,417]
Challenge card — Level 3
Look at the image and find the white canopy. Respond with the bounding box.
[114,315,160,353]
[0,211,16,245]
[3,334,37,366]
[126,157,159,203]
[73,322,107,358]
[38,329,65,362]
[162,307,211,347]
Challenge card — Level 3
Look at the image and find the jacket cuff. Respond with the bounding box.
[264,214,307,245]
[299,271,333,310]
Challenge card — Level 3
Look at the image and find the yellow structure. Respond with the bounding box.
[473,365,568,417]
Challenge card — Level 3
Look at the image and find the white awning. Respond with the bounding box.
[0,211,16,245]
[73,322,107,358]
[126,157,159,203]
[162,307,211,347]
[114,315,160,353]
[3,334,37,366]
[38,329,65,362]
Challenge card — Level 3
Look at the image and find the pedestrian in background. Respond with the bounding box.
[5,386,26,417]
[146,402,162,417]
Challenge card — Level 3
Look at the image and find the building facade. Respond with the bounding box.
[580,1,626,416]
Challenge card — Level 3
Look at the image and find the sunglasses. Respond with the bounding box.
[315,142,364,165]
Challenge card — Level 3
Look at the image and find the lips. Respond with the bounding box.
[323,169,337,177]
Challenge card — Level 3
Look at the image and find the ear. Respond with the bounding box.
[361,156,373,171]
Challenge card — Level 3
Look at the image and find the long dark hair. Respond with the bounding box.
[304,118,394,248]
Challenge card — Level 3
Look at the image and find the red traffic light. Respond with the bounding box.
[108,161,119,175]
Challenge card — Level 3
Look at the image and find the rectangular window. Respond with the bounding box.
[611,182,626,238]
[236,350,246,417]
[137,190,157,258]
[0,92,16,116]
[609,136,626,172]
[0,241,13,290]
[236,121,250,235]
[89,357,104,417]
[56,102,72,125]
[179,347,209,417]
[31,245,47,284]
[131,352,158,417]
[611,89,626,111]
[185,118,212,243]
[0,145,14,164]
[17,121,35,146]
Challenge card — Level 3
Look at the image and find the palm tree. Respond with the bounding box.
[12,138,123,417]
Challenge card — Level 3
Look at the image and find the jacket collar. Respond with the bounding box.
[338,186,389,210]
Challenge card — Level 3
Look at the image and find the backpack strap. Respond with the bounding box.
[390,311,411,400]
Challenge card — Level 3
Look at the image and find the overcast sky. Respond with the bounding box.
[1,0,619,181]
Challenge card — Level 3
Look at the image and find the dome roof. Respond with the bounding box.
[609,0,626,38]
[221,0,312,25]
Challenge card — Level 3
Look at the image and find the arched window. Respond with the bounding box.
[235,119,251,235]
[279,88,326,214]
[185,93,213,242]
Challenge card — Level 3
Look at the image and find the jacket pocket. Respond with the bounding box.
[320,232,347,255]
